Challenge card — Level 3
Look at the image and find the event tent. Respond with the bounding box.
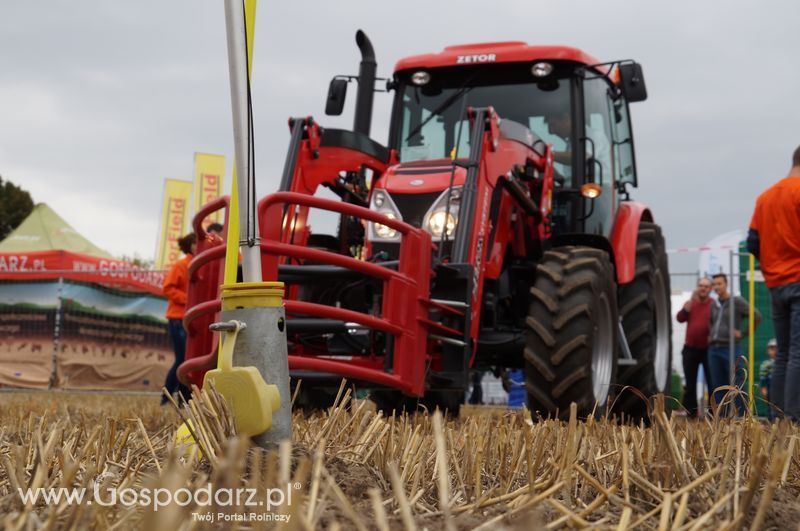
[0,203,164,295]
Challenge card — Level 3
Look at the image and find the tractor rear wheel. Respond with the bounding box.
[614,222,672,418]
[525,246,618,419]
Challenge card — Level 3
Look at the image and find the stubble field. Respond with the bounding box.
[0,387,798,530]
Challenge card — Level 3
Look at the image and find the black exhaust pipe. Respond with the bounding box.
[353,30,376,137]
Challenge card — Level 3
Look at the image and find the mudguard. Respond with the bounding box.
[610,201,653,285]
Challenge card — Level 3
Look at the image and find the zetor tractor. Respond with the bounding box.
[180,32,671,419]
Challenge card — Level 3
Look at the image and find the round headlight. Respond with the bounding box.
[373,192,385,208]
[411,71,431,86]
[531,62,553,78]
[374,213,398,239]
[428,211,456,238]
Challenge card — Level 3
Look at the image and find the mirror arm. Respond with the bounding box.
[617,181,631,201]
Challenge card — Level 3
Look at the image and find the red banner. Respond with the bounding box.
[0,251,165,296]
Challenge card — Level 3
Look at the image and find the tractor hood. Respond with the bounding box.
[368,162,468,242]
[377,161,467,195]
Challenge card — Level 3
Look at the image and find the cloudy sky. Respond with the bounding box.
[0,1,797,273]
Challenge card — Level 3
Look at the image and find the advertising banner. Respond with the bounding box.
[0,282,58,388]
[0,251,165,296]
[0,280,171,391]
[56,282,171,391]
[193,152,225,226]
[155,179,193,270]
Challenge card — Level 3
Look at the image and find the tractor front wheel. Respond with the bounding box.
[524,246,618,419]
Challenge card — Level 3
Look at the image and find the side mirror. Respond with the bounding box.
[325,78,348,116]
[619,63,647,102]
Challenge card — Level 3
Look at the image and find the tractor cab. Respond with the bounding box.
[328,42,648,250]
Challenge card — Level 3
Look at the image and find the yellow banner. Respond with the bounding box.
[193,152,225,226]
[155,179,193,269]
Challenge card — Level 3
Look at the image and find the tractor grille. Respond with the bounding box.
[389,192,440,229]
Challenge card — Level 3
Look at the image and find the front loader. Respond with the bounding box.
[179,32,671,419]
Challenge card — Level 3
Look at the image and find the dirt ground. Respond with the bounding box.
[0,390,798,530]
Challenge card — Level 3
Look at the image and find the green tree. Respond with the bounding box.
[0,176,35,240]
[117,254,155,269]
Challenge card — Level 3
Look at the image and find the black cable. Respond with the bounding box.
[241,0,257,247]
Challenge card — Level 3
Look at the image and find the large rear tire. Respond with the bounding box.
[614,222,672,418]
[525,246,618,419]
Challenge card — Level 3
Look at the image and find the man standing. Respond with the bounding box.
[676,278,714,417]
[707,273,761,415]
[748,145,800,421]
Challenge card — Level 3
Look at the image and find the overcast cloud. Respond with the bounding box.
[0,1,797,273]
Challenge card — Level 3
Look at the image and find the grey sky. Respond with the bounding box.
[0,1,797,273]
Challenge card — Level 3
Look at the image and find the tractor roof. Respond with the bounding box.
[394,42,601,72]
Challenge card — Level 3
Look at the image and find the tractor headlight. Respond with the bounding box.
[374,213,398,239]
[411,71,431,86]
[427,211,457,238]
[369,191,402,241]
[423,187,461,241]
[531,62,553,78]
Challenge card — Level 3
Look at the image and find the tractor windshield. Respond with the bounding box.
[393,63,574,179]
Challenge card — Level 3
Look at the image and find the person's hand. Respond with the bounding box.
[734,330,742,340]
[761,387,768,398]
[683,289,700,312]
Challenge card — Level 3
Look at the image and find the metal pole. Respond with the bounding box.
[224,0,261,282]
[50,276,64,389]
[728,250,735,389]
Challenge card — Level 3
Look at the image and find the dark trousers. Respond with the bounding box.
[770,281,800,421]
[163,318,191,404]
[469,371,483,405]
[681,346,712,417]
[708,344,746,416]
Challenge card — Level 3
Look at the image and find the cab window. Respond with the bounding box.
[582,77,614,187]
[610,95,636,185]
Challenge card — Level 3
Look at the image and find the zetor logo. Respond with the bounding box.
[456,53,496,64]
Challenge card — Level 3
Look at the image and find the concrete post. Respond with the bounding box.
[220,282,292,445]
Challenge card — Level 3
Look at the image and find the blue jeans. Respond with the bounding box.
[708,344,746,415]
[770,281,800,421]
[163,319,191,403]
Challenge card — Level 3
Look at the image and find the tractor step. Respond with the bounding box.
[286,318,368,334]
[278,261,398,283]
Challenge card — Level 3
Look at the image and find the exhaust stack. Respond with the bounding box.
[353,30,376,137]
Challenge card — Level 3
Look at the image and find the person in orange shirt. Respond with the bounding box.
[161,232,196,405]
[747,145,800,421]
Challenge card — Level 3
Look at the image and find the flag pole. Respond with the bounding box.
[224,0,261,282]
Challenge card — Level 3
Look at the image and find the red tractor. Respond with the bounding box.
[180,32,671,419]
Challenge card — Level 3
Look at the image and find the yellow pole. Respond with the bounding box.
[223,0,257,286]
[748,253,755,413]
